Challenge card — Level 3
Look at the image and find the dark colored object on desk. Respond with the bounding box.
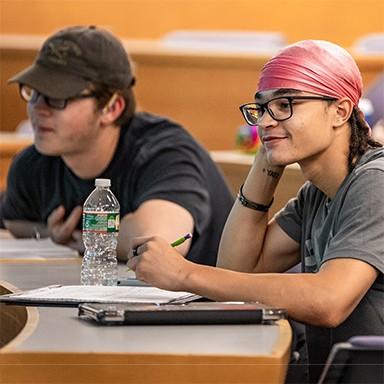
[117,278,150,287]
[318,335,384,384]
[78,302,287,325]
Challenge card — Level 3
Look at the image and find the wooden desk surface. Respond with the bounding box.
[0,260,291,384]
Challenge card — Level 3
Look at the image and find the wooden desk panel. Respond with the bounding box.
[0,282,33,348]
[0,349,291,384]
[0,133,33,190]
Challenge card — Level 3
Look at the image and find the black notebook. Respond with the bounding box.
[78,301,286,325]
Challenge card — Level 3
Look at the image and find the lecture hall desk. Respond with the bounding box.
[0,245,292,384]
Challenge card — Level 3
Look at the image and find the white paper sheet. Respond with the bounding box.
[0,285,198,305]
[0,238,79,259]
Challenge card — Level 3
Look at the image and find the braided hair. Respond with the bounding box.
[348,107,382,172]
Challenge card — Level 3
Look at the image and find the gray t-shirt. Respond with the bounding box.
[275,147,384,382]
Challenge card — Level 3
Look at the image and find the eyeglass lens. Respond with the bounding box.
[242,98,292,125]
[241,95,336,125]
[20,85,68,109]
[19,85,97,110]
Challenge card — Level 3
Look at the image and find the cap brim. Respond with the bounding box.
[8,63,89,99]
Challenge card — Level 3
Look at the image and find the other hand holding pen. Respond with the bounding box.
[127,234,194,291]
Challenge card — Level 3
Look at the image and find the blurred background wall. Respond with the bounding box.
[1,0,383,46]
[0,0,383,154]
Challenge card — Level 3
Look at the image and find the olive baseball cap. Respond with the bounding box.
[9,25,135,99]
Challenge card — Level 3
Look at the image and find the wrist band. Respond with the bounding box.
[237,184,274,212]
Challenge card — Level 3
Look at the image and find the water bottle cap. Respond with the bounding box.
[95,178,111,187]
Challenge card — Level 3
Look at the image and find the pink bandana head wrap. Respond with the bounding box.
[258,40,362,106]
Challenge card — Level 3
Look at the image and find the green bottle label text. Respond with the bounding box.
[83,212,120,233]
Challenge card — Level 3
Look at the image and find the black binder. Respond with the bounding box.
[78,301,286,325]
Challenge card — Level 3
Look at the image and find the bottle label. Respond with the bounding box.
[83,212,120,233]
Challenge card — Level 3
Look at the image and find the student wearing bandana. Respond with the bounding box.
[128,40,384,382]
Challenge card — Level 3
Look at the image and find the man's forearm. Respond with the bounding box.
[4,220,49,239]
[116,200,194,262]
[217,150,284,271]
[184,259,376,327]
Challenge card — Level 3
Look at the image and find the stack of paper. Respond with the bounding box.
[0,285,199,306]
[0,238,79,260]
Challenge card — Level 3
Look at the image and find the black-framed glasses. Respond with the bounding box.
[19,84,97,110]
[239,95,337,126]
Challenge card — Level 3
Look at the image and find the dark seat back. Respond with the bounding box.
[318,336,384,384]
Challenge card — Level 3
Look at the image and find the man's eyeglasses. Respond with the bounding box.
[239,95,337,126]
[19,84,97,110]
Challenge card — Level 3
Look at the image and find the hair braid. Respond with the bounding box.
[348,107,382,172]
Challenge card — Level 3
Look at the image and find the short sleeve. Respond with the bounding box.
[2,148,41,222]
[131,143,211,236]
[274,182,310,243]
[323,168,384,273]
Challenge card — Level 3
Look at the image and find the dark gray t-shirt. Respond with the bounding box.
[275,147,384,382]
[2,112,234,266]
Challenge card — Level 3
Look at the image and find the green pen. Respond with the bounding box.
[126,232,193,273]
[131,232,193,257]
[170,232,193,247]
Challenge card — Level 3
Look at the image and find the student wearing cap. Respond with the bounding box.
[2,25,233,266]
[128,40,384,381]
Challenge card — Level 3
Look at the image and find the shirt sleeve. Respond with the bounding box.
[322,168,384,274]
[131,142,211,236]
[2,148,41,222]
[274,182,309,243]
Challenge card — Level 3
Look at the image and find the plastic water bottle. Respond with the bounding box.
[81,178,120,285]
